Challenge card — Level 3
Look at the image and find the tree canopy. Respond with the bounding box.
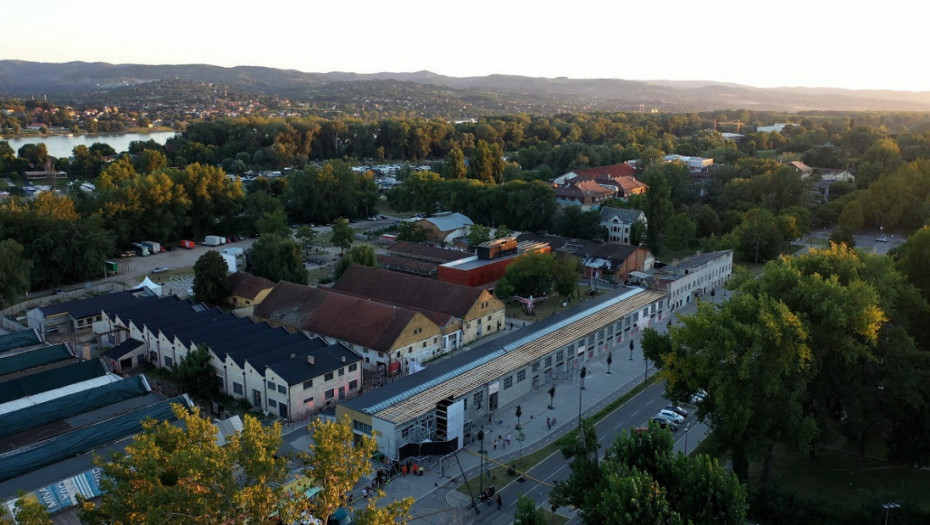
[192,250,231,305]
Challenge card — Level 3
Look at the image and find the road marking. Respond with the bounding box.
[645,399,654,406]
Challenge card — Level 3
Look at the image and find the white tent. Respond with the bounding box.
[139,276,163,296]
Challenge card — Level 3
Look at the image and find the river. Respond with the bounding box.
[3,130,179,159]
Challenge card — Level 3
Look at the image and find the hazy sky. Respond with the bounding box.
[5,0,928,91]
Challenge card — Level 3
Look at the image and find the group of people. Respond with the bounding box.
[400,460,424,477]
[546,416,557,430]
[492,433,513,450]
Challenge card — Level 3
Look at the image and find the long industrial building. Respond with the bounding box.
[337,286,668,458]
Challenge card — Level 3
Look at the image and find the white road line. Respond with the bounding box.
[645,399,654,406]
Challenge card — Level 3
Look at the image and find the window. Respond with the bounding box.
[503,376,513,389]
[303,396,314,404]
[349,363,357,372]
[277,384,286,394]
[233,382,243,395]
[303,379,313,389]
[339,368,345,376]
[532,360,540,371]
[517,369,526,382]
[463,397,468,410]
[556,349,564,362]
[325,389,335,400]
[353,420,373,434]
[545,356,552,367]
[474,391,483,407]
[349,379,358,390]
[269,399,277,408]
[164,356,173,368]
[267,381,276,391]
[325,372,334,381]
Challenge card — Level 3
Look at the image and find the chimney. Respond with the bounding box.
[290,353,296,359]
[307,355,315,365]
[342,356,346,363]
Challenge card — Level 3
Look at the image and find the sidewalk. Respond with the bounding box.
[276,288,727,522]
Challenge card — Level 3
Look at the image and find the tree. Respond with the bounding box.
[496,252,556,299]
[295,225,319,258]
[80,404,286,525]
[554,206,604,240]
[192,251,231,305]
[172,345,220,400]
[494,224,513,239]
[548,386,556,409]
[467,224,491,246]
[894,225,930,302]
[0,239,31,308]
[549,422,747,524]
[395,221,428,243]
[629,219,646,246]
[663,213,697,252]
[642,169,674,251]
[334,244,378,280]
[249,234,306,284]
[295,416,378,525]
[732,208,783,263]
[255,208,290,237]
[552,254,579,298]
[330,217,354,255]
[513,493,547,525]
[0,494,53,525]
[443,147,467,180]
[353,491,413,525]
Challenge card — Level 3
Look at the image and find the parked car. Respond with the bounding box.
[689,389,708,404]
[664,404,689,418]
[876,234,888,242]
[657,409,685,424]
[649,416,679,431]
[151,267,169,274]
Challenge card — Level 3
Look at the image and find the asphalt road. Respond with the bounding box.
[412,383,710,525]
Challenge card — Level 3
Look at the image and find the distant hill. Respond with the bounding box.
[3,60,930,113]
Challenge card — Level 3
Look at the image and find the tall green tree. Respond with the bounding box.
[172,345,220,400]
[80,405,286,525]
[642,170,674,251]
[0,493,53,525]
[192,250,232,305]
[329,217,354,255]
[395,221,428,243]
[550,420,746,524]
[334,245,378,280]
[467,224,491,246]
[249,234,306,284]
[444,147,467,180]
[513,494,547,525]
[0,239,31,307]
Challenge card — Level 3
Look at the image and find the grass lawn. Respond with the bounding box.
[749,447,930,516]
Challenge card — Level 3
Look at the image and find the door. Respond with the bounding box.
[279,402,288,419]
[488,392,498,411]
[252,389,262,407]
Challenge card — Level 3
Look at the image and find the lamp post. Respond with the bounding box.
[643,355,649,385]
[882,502,900,525]
[629,339,634,361]
[578,366,587,428]
[606,352,612,374]
[477,428,485,496]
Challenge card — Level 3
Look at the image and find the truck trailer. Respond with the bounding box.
[203,235,226,246]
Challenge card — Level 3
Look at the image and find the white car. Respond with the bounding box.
[657,409,685,424]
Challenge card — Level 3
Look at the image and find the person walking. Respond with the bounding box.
[496,494,503,510]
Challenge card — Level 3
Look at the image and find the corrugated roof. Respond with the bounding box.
[104,339,144,360]
[267,343,361,384]
[387,241,472,263]
[572,163,637,179]
[0,344,74,377]
[0,330,42,354]
[0,359,109,404]
[341,287,666,423]
[418,212,473,232]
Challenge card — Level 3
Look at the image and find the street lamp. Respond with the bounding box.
[578,366,587,428]
[606,352,612,374]
[629,339,634,361]
[477,428,485,496]
[882,502,900,525]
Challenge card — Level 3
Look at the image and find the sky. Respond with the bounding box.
[5,0,929,92]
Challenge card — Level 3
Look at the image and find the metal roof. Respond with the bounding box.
[0,344,73,377]
[342,287,666,425]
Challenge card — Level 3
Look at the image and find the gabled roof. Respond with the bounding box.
[553,180,614,199]
[599,206,645,224]
[38,290,141,319]
[0,359,109,404]
[228,272,275,300]
[572,163,637,179]
[332,266,488,319]
[104,339,145,361]
[255,281,426,353]
[0,331,42,355]
[0,344,74,378]
[418,212,473,233]
[612,176,648,194]
[267,343,361,385]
